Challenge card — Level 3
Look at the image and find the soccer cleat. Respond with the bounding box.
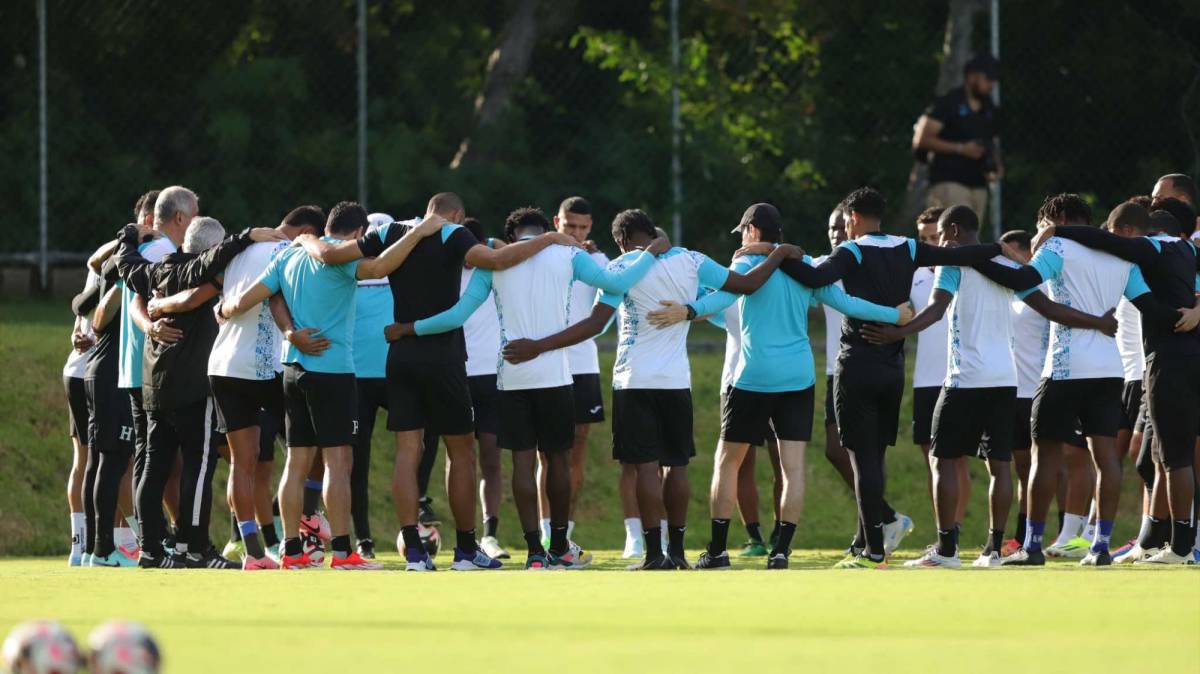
[833,554,888,570]
[242,555,280,571]
[548,545,591,570]
[302,533,326,567]
[621,533,645,559]
[1045,536,1090,559]
[80,552,92,567]
[766,553,789,570]
[667,553,692,570]
[280,552,313,570]
[89,551,137,568]
[137,553,184,569]
[222,540,246,561]
[1080,549,1112,566]
[265,543,281,563]
[567,541,593,566]
[1114,544,1158,564]
[903,547,961,569]
[628,555,674,571]
[1134,548,1192,566]
[739,540,768,557]
[479,536,510,560]
[356,538,376,559]
[973,551,1003,568]
[450,547,502,571]
[187,547,240,570]
[68,551,82,567]
[1111,538,1138,558]
[1000,547,1045,566]
[299,513,332,542]
[418,497,440,526]
[405,554,438,572]
[695,550,732,570]
[1193,549,1200,564]
[525,553,549,570]
[883,513,915,556]
[330,552,384,571]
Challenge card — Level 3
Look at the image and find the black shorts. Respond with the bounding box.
[209,374,284,434]
[930,386,1017,462]
[1119,379,1143,431]
[64,375,89,444]
[385,358,473,435]
[834,360,904,451]
[612,388,696,467]
[84,377,135,456]
[1032,377,1123,442]
[721,386,814,444]
[572,373,605,424]
[497,385,575,453]
[721,389,763,446]
[1133,390,1149,435]
[258,405,283,462]
[468,375,499,437]
[911,386,940,446]
[1011,397,1033,452]
[1145,353,1200,470]
[823,374,836,427]
[282,364,358,448]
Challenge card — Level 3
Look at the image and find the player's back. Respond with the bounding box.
[733,253,817,391]
[268,242,359,373]
[941,259,1017,388]
[837,234,918,364]
[461,267,500,377]
[491,244,576,390]
[1040,236,1130,379]
[209,240,289,379]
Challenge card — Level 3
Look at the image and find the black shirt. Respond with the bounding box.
[926,87,998,188]
[357,222,480,364]
[83,257,121,382]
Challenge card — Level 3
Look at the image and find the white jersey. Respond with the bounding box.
[64,270,101,378]
[1027,237,1142,381]
[566,251,608,375]
[718,302,742,389]
[910,266,948,388]
[815,254,843,377]
[491,246,578,391]
[1114,298,1144,383]
[933,259,1017,389]
[208,241,290,380]
[1010,295,1050,399]
[600,247,727,390]
[462,267,501,377]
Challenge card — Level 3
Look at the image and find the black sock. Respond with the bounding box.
[708,518,730,555]
[936,528,957,557]
[400,525,423,559]
[1056,510,1065,533]
[229,513,241,543]
[745,521,763,544]
[772,522,796,556]
[283,537,302,557]
[549,524,568,556]
[988,528,1004,555]
[668,525,686,557]
[331,534,351,559]
[1015,512,1027,547]
[484,516,499,538]
[261,522,279,547]
[456,529,477,553]
[1171,519,1193,556]
[243,531,265,558]
[644,527,663,560]
[523,530,546,556]
[303,483,320,518]
[272,498,280,517]
[1142,516,1170,549]
[881,499,897,524]
[771,520,782,544]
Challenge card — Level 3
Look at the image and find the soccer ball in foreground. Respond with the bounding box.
[87,621,160,674]
[2,620,82,674]
[396,523,441,558]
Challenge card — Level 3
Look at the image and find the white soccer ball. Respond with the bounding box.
[87,621,160,674]
[2,620,82,674]
[396,523,441,558]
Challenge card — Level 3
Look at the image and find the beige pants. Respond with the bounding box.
[928,182,989,224]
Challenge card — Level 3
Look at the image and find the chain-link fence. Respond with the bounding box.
[2,0,1197,291]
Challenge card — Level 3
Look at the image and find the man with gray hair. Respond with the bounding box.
[116,217,286,569]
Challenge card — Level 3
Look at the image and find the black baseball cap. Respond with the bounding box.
[964,54,999,80]
[732,203,783,235]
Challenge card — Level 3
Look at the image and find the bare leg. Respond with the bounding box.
[321,446,353,538]
[68,435,87,511]
[278,446,316,540]
[619,463,639,517]
[954,458,971,526]
[1029,440,1064,541]
[568,424,590,517]
[1087,435,1122,523]
[511,450,540,534]
[254,461,274,524]
[735,446,760,528]
[391,431,423,527]
[477,432,502,525]
[442,433,480,538]
[776,440,807,524]
[710,441,751,520]
[986,458,1013,545]
[225,426,260,525]
[766,437,783,523]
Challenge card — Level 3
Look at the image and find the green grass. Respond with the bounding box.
[2,553,1197,673]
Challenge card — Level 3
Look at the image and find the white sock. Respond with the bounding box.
[539,518,550,539]
[1055,513,1086,545]
[566,520,575,541]
[660,519,668,547]
[1083,521,1096,543]
[115,527,136,549]
[176,541,189,555]
[124,515,140,538]
[624,517,643,539]
[70,512,85,555]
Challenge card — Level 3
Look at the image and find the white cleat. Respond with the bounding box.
[972,551,1003,568]
[902,546,961,568]
[479,536,510,560]
[1114,544,1157,564]
[883,513,915,556]
[622,534,645,559]
[1134,548,1192,566]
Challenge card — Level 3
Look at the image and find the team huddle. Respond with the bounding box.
[60,173,1200,572]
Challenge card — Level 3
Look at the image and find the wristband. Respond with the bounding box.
[685,305,698,322]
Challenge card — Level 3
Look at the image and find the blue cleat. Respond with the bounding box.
[450,547,502,571]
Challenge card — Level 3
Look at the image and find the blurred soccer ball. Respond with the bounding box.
[87,621,160,674]
[2,620,82,674]
[396,523,441,558]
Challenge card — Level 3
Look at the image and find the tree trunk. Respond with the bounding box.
[901,0,985,224]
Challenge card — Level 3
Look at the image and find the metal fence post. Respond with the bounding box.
[37,0,48,292]
[670,0,682,245]
[989,0,1002,239]
[357,0,368,209]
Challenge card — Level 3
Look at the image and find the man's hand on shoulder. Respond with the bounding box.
[734,242,775,258]
[646,237,670,256]
[543,231,582,248]
[1031,224,1056,252]
[583,239,599,254]
[415,213,446,237]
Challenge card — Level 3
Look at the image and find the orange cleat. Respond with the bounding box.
[330,552,384,571]
[280,552,312,570]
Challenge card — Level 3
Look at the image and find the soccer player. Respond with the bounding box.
[118,215,286,569]
[389,207,666,569]
[65,270,100,566]
[503,207,815,570]
[148,205,328,569]
[972,194,1189,565]
[1152,173,1199,235]
[1031,199,1200,564]
[294,193,574,571]
[774,187,1003,568]
[223,202,439,570]
[657,204,911,569]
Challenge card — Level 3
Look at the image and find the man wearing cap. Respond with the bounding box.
[914,54,1002,222]
[648,203,913,570]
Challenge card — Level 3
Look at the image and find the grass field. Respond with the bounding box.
[3,553,1198,673]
